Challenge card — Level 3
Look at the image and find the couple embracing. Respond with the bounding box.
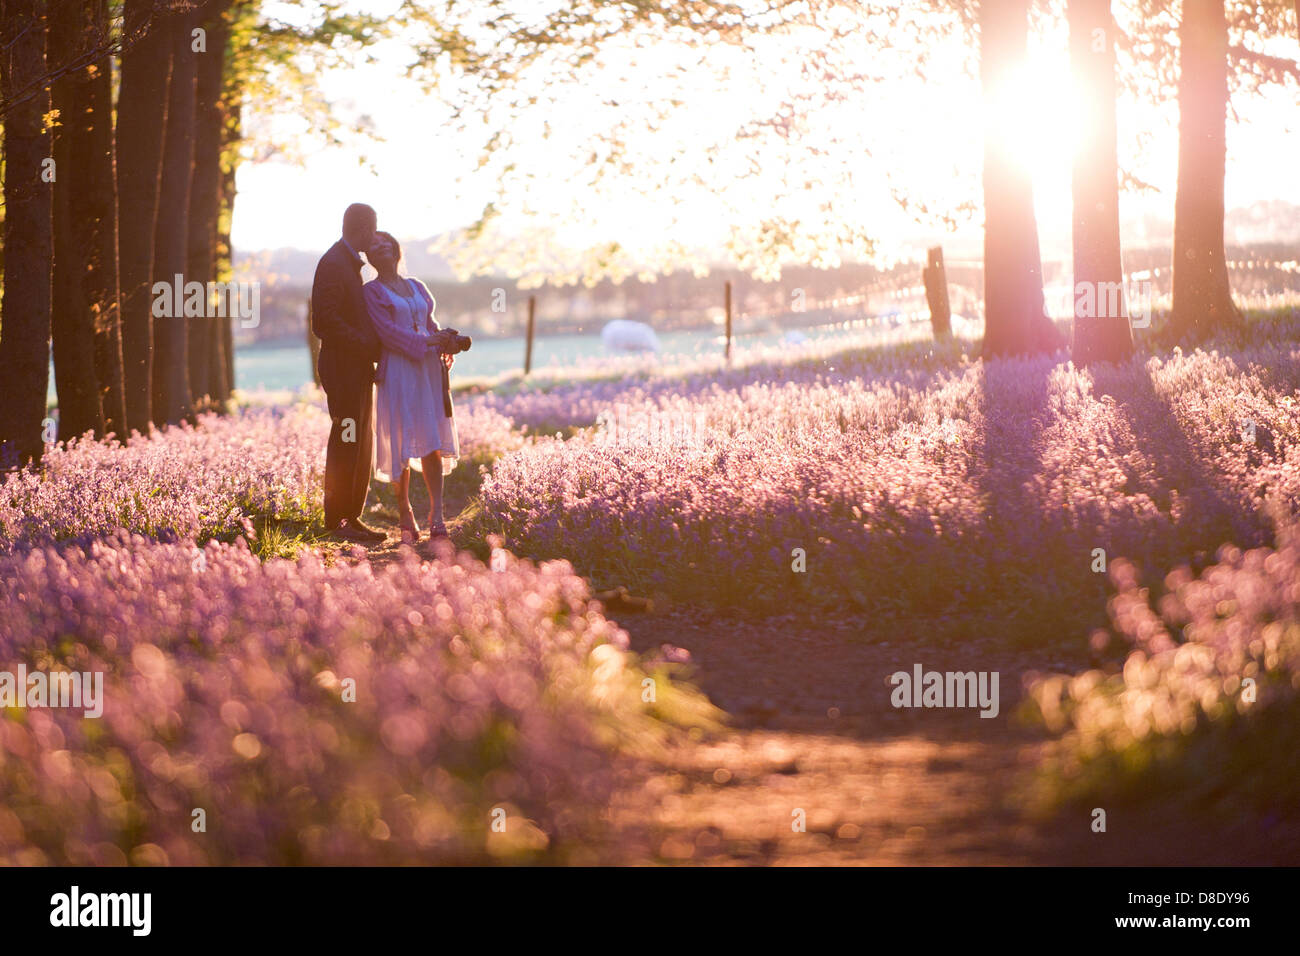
[310,202,468,549]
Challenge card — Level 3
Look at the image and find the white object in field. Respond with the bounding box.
[602,319,660,353]
[782,330,809,345]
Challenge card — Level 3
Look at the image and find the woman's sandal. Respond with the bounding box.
[399,511,421,546]
[424,515,450,552]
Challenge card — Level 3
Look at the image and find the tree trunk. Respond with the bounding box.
[1069,0,1134,366]
[979,0,1059,358]
[188,0,232,410]
[50,0,114,441]
[117,0,172,433]
[218,96,241,398]
[1170,0,1241,341]
[151,3,199,425]
[87,0,126,439]
[208,273,231,402]
[0,0,54,466]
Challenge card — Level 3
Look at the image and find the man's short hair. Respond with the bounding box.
[342,203,377,232]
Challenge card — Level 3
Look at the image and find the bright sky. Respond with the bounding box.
[231,1,1300,274]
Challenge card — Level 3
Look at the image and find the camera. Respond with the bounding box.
[429,328,472,354]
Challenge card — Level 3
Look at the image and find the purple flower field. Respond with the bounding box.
[1026,532,1300,811]
[0,534,713,864]
[2,318,1297,860]
[469,330,963,434]
[0,400,520,549]
[472,342,1300,629]
[458,322,1300,819]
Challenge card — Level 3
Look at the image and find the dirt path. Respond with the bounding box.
[600,609,1054,864]
[320,514,1300,865]
[313,471,482,569]
[602,609,1300,865]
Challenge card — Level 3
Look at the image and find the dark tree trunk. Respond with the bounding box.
[1069,0,1134,366]
[151,3,199,425]
[188,0,232,410]
[87,0,126,439]
[218,97,241,398]
[208,275,231,403]
[979,0,1060,358]
[0,0,54,466]
[1170,0,1241,341]
[117,0,172,433]
[51,0,114,441]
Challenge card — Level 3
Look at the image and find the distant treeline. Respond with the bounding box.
[238,242,1300,346]
[239,259,947,345]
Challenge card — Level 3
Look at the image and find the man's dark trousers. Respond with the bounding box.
[311,240,381,530]
[321,360,374,529]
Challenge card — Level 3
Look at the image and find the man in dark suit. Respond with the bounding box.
[311,203,386,543]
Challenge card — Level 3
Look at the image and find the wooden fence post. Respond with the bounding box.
[923,246,952,339]
[524,295,536,375]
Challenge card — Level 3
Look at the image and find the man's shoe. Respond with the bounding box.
[328,519,383,544]
[348,519,388,542]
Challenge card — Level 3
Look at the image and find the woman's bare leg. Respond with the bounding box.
[419,451,444,532]
[395,466,417,539]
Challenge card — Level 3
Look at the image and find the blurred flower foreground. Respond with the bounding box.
[0,534,715,864]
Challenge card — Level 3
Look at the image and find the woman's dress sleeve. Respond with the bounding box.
[364,281,429,361]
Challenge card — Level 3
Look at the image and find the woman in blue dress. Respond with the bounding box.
[363,232,460,546]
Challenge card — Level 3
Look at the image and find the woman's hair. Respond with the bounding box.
[374,230,405,275]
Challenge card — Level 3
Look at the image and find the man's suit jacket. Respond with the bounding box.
[310,240,381,409]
